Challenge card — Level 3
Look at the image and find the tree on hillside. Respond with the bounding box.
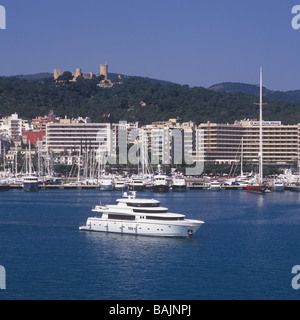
[57,71,73,82]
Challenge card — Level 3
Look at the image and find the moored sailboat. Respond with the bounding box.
[246,68,267,194]
[23,144,39,192]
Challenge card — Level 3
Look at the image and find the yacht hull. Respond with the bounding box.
[0,185,10,192]
[128,185,145,191]
[271,186,285,192]
[150,185,169,193]
[209,187,221,192]
[23,182,39,192]
[289,186,300,192]
[172,185,187,192]
[99,185,114,191]
[114,187,128,191]
[80,217,204,238]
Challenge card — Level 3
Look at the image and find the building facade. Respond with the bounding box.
[45,118,300,169]
[46,122,114,155]
[198,120,300,167]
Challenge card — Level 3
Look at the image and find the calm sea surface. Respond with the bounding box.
[0,188,300,300]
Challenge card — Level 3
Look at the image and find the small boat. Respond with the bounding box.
[128,178,146,191]
[23,175,39,192]
[99,178,114,191]
[79,191,204,238]
[150,174,170,193]
[209,181,221,191]
[114,180,128,191]
[246,184,267,194]
[171,175,187,192]
[271,180,285,192]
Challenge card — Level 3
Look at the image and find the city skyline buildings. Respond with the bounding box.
[1,112,299,171]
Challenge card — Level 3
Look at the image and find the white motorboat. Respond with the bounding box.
[271,180,285,192]
[209,181,221,191]
[150,174,170,193]
[99,178,114,191]
[114,179,128,191]
[79,191,204,238]
[128,178,146,191]
[171,175,187,192]
[23,175,39,192]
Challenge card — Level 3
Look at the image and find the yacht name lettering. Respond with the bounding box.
[153,304,191,317]
[109,304,143,318]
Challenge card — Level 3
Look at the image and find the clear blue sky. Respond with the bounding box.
[1,0,300,90]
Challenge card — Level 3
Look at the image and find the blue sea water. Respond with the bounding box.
[0,189,299,300]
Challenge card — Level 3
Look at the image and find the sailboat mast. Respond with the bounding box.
[259,67,263,184]
[241,137,244,177]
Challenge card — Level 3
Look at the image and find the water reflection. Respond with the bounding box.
[84,230,200,257]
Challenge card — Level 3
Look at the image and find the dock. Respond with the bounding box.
[9,183,247,191]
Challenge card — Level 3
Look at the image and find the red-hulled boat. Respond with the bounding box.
[246,184,267,194]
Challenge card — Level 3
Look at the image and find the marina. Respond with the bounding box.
[5,180,299,191]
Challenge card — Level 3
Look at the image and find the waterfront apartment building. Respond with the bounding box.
[46,122,114,156]
[198,120,300,167]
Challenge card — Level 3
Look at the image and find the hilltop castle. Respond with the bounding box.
[54,64,109,82]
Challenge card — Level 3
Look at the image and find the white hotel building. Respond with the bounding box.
[198,120,300,167]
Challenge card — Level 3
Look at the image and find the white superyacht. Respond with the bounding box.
[79,191,204,238]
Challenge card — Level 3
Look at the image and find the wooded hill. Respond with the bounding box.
[0,75,299,125]
[209,82,300,103]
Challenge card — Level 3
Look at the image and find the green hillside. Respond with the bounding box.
[0,76,299,125]
[209,82,300,103]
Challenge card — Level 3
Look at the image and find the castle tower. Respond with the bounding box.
[75,68,82,78]
[54,69,61,80]
[100,64,108,80]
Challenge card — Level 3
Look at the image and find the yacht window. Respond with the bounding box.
[133,209,167,213]
[127,203,160,208]
[108,214,135,221]
[146,216,184,221]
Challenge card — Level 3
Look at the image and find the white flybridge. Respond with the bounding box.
[79,191,204,238]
